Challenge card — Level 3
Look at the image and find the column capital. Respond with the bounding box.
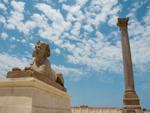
[117,17,129,30]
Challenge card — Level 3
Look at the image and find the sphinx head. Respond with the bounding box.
[32,41,50,61]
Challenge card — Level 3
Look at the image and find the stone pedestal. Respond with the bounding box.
[123,90,142,113]
[0,77,72,113]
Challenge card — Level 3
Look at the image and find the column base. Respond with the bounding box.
[122,90,143,113]
[122,109,143,113]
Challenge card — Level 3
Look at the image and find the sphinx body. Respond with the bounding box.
[7,41,65,89]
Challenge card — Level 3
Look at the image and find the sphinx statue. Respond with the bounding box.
[7,41,65,91]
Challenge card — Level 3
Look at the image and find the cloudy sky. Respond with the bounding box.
[0,0,150,108]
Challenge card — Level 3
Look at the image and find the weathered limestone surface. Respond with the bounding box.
[0,77,71,113]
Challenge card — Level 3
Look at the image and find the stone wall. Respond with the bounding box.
[72,107,150,113]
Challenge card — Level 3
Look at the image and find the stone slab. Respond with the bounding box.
[0,77,71,113]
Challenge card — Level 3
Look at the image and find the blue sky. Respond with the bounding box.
[0,0,150,109]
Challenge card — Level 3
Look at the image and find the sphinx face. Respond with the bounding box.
[33,42,47,60]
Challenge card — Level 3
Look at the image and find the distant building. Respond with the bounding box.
[72,106,150,113]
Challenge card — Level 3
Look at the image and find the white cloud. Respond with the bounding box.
[108,15,118,26]
[54,48,61,55]
[128,19,145,37]
[63,4,81,16]
[31,13,47,28]
[66,13,75,21]
[129,19,150,73]
[0,3,6,11]
[35,3,70,40]
[36,3,63,23]
[0,53,29,79]
[6,1,25,31]
[83,24,93,32]
[0,32,8,40]
[59,0,122,67]
[0,16,6,23]
[66,33,123,73]
[62,0,87,26]
[84,0,120,26]
[70,22,81,37]
[6,1,38,35]
[11,1,25,12]
[52,64,83,81]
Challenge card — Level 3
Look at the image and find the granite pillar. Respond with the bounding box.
[117,18,143,113]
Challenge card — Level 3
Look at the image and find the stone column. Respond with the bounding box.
[117,18,143,113]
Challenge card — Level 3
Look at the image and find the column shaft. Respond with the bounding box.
[120,27,135,91]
